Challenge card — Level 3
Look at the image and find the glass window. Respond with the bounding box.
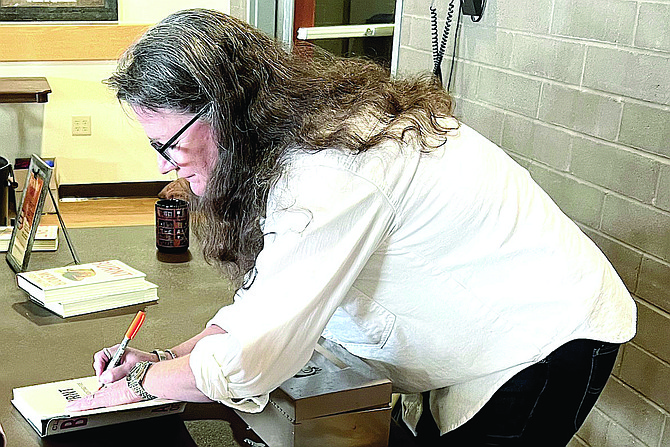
[307,0,396,69]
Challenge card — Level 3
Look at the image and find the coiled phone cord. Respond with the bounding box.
[431,0,465,91]
[430,0,455,85]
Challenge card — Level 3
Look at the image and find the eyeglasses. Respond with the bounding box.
[150,107,208,168]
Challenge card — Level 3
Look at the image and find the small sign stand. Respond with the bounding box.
[6,154,79,272]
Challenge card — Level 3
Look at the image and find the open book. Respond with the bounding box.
[11,376,186,437]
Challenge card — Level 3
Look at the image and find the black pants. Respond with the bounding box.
[390,339,620,446]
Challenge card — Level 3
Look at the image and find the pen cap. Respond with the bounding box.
[125,311,146,340]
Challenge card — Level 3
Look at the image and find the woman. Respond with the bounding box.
[68,9,636,445]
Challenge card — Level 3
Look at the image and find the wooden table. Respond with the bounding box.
[1,225,394,447]
[0,77,51,103]
[0,226,256,447]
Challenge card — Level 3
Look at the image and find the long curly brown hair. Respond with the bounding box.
[106,9,456,282]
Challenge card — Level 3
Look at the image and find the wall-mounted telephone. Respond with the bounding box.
[461,0,485,20]
[431,0,486,88]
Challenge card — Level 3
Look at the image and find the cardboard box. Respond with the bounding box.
[235,338,392,447]
[14,157,59,214]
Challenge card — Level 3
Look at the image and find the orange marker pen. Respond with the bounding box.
[105,310,146,371]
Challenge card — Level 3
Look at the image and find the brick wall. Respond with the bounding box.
[398,0,670,445]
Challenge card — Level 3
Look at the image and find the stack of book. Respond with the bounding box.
[16,260,158,318]
[0,225,59,252]
[12,376,185,437]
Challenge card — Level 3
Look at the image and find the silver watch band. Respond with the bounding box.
[126,361,157,401]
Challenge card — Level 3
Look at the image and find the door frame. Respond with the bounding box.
[249,0,402,75]
[248,0,278,38]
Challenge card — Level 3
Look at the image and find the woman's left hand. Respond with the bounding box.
[65,377,143,412]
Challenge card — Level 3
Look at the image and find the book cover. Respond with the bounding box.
[12,376,186,437]
[16,260,148,302]
[0,225,58,252]
[6,154,53,272]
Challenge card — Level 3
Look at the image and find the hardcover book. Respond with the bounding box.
[11,376,186,437]
[29,282,158,318]
[16,259,149,303]
[16,259,159,317]
[0,225,58,252]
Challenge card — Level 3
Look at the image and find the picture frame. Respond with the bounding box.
[6,155,52,273]
[0,0,117,22]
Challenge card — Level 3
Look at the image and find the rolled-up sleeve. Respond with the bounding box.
[189,332,269,412]
[187,157,396,411]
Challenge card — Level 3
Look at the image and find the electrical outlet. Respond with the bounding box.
[72,116,91,136]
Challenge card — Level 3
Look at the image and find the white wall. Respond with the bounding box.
[0,0,230,186]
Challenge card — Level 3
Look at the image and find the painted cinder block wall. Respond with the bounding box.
[398,0,670,445]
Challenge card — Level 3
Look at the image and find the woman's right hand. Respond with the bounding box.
[94,345,156,385]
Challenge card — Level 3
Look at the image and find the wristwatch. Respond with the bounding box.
[126,361,157,401]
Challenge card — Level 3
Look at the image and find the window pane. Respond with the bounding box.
[311,0,395,67]
[314,0,395,26]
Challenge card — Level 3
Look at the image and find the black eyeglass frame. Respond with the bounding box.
[151,107,208,168]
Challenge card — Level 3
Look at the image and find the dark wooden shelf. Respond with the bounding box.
[0,77,51,103]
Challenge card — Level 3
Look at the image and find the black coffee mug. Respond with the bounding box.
[155,199,189,253]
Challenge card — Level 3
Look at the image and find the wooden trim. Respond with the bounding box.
[293,0,315,43]
[0,24,150,62]
[59,181,170,199]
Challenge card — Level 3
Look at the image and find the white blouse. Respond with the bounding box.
[189,122,636,434]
